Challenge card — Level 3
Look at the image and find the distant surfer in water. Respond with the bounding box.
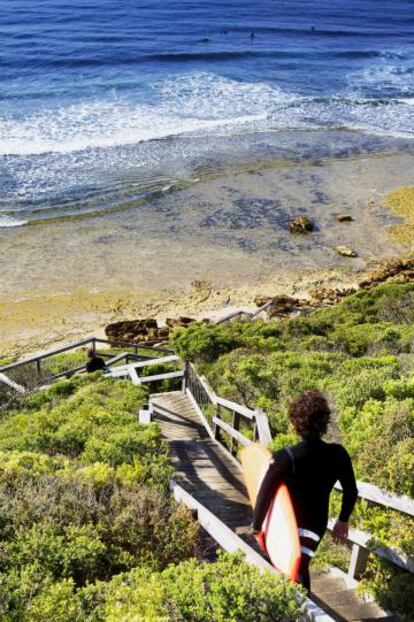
[252,390,357,591]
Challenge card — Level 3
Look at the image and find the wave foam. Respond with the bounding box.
[0,74,289,156]
[0,215,28,228]
[1,71,413,159]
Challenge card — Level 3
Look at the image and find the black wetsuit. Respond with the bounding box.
[86,356,106,373]
[252,437,358,590]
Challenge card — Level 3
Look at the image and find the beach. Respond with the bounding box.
[1,0,413,358]
[1,141,413,357]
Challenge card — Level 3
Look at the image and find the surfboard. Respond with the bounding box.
[240,443,301,582]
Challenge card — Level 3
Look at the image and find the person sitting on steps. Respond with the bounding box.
[85,347,106,373]
[251,390,358,591]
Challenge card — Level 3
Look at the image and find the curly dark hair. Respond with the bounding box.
[288,390,331,439]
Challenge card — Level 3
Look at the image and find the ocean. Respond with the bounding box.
[0,0,413,227]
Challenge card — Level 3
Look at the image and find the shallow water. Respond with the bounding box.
[1,137,411,302]
[1,0,413,227]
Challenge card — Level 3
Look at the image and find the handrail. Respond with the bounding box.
[0,337,96,373]
[184,361,269,455]
[215,395,256,420]
[0,372,26,395]
[212,416,252,447]
[326,519,414,578]
[214,309,252,325]
[335,480,414,518]
[213,299,276,326]
[48,351,144,382]
[106,355,180,378]
[171,481,334,622]
[0,337,173,375]
[129,370,184,386]
[94,337,173,354]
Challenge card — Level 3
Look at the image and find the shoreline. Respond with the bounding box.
[2,255,412,360]
[1,149,413,359]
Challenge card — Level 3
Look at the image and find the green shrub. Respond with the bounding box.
[26,579,84,622]
[359,557,414,619]
[173,323,244,363]
[161,551,304,622]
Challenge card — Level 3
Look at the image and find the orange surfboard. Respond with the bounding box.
[240,443,301,581]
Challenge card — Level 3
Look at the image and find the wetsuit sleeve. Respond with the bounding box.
[337,446,358,522]
[251,450,292,531]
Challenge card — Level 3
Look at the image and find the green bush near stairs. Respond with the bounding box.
[0,371,305,621]
[25,552,304,622]
[173,282,414,618]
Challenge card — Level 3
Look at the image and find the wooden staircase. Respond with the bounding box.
[150,391,397,622]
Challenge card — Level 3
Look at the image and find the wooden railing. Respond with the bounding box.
[330,482,414,579]
[214,300,274,325]
[2,340,413,584]
[0,337,173,393]
[107,354,183,386]
[181,361,414,582]
[183,361,271,455]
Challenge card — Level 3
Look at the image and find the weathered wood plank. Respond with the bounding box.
[212,416,252,447]
[327,519,414,574]
[136,370,184,384]
[0,372,26,395]
[171,482,335,622]
[215,396,256,420]
[108,354,180,377]
[335,480,414,517]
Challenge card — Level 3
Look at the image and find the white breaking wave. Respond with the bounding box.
[0,71,413,158]
[0,73,290,156]
[0,215,28,227]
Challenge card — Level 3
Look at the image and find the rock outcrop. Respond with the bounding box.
[105,316,198,345]
[165,317,196,329]
[289,216,314,234]
[105,319,169,344]
[359,256,414,288]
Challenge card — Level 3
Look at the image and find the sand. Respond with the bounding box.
[1,150,413,359]
[386,186,414,247]
[0,266,372,359]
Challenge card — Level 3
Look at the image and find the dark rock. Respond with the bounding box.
[266,295,303,317]
[105,319,159,343]
[289,216,314,234]
[165,316,196,329]
[308,287,357,307]
[336,214,354,222]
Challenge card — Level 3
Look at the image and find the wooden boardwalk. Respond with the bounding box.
[151,391,253,536]
[150,391,396,622]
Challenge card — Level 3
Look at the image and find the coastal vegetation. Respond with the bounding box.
[173,281,414,616]
[1,278,413,618]
[0,373,302,620]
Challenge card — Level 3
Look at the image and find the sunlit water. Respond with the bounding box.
[0,0,413,228]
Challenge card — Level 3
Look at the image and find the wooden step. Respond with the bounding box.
[152,392,397,622]
[334,602,391,621]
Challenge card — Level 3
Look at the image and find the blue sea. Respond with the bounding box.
[0,0,413,227]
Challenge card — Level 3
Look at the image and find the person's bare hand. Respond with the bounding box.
[332,520,349,544]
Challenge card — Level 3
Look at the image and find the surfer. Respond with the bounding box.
[252,390,358,591]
